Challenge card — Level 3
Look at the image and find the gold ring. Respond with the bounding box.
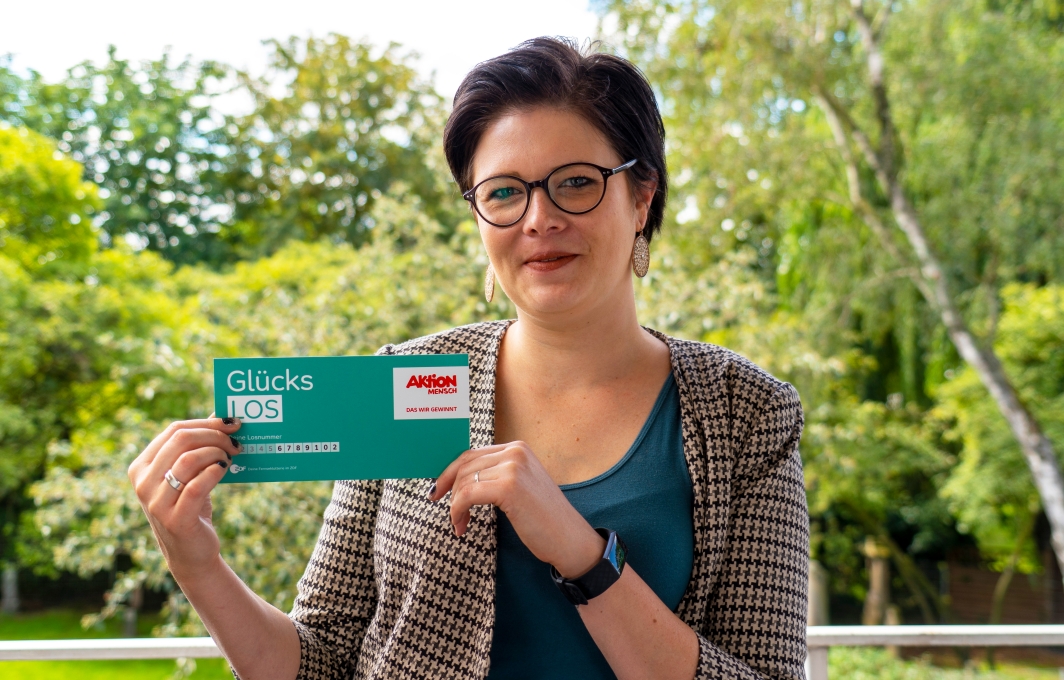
[164,469,184,491]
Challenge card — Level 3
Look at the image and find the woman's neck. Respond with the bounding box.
[501,292,665,393]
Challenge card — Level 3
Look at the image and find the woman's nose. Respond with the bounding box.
[520,186,563,234]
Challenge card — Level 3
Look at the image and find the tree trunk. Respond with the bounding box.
[885,605,902,657]
[844,502,946,622]
[986,513,1036,669]
[862,537,891,625]
[0,564,17,614]
[886,179,1064,587]
[815,0,1064,587]
[808,560,830,626]
[123,584,143,638]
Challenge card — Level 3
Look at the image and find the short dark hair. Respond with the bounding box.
[443,37,668,242]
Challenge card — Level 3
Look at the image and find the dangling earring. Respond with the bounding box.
[484,262,495,303]
[632,233,650,278]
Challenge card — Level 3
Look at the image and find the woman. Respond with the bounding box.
[128,37,808,680]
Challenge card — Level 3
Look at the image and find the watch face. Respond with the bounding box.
[605,532,627,573]
[614,541,627,572]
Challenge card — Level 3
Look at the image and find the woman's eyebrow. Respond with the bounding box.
[478,168,527,180]
[474,160,601,182]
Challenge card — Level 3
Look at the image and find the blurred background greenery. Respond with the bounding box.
[1,0,1064,676]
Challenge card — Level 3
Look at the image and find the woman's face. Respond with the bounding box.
[470,107,653,319]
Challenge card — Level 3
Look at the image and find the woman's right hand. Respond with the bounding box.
[129,419,301,679]
[128,417,243,581]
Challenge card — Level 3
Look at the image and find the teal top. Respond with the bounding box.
[487,374,694,679]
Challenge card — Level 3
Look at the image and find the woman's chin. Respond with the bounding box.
[510,284,597,318]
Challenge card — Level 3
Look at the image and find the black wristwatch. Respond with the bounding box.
[550,528,628,606]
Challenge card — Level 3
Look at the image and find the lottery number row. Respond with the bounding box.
[243,442,340,454]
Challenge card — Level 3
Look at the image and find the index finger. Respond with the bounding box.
[429,443,509,501]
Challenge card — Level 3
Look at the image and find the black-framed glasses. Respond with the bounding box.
[463,159,638,228]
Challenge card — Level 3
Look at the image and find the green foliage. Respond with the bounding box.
[0,37,454,265]
[0,610,233,678]
[27,190,507,633]
[886,1,1064,302]
[0,659,234,680]
[805,400,951,546]
[0,51,232,264]
[0,127,210,583]
[828,647,1058,679]
[601,0,1064,606]
[221,36,453,258]
[5,7,1064,637]
[0,125,98,273]
[183,194,494,359]
[0,244,209,494]
[935,284,1064,572]
[0,249,210,570]
[604,0,1064,359]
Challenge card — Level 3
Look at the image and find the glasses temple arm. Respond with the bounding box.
[605,159,639,176]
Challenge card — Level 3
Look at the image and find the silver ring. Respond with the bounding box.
[164,469,184,491]
[475,470,480,483]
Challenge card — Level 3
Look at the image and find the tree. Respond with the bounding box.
[814,0,1064,584]
[30,194,507,635]
[934,284,1064,590]
[0,51,233,264]
[0,125,209,613]
[633,233,961,618]
[0,125,98,272]
[0,124,99,610]
[0,36,455,266]
[600,0,1064,584]
[220,35,455,259]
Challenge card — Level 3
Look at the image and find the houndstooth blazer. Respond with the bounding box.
[287,320,809,680]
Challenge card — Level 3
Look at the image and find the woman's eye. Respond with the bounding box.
[560,176,593,188]
[489,187,520,201]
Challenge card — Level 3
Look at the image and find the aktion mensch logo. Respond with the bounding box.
[392,366,471,420]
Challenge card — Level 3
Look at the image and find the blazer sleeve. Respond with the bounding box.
[287,477,384,680]
[285,342,398,679]
[694,382,809,680]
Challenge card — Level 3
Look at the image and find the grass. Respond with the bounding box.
[0,609,234,679]
[831,647,1063,679]
[0,659,235,680]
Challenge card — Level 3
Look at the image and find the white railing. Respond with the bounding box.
[3,626,1064,678]
[806,625,1064,680]
[0,636,223,661]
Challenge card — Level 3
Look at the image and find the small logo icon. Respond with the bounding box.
[229,464,246,474]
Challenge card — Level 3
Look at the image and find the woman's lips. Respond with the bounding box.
[523,254,578,272]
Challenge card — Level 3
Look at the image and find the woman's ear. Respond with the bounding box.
[634,173,658,233]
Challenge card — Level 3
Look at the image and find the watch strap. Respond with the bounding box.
[550,528,628,606]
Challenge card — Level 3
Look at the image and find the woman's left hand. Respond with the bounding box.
[430,441,606,578]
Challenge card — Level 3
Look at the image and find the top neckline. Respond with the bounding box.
[558,372,676,491]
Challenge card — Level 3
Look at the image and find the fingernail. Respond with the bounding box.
[222,417,238,425]
[427,482,437,499]
[217,460,228,469]
[229,436,242,452]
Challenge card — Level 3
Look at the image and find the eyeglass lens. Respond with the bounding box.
[473,164,607,226]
